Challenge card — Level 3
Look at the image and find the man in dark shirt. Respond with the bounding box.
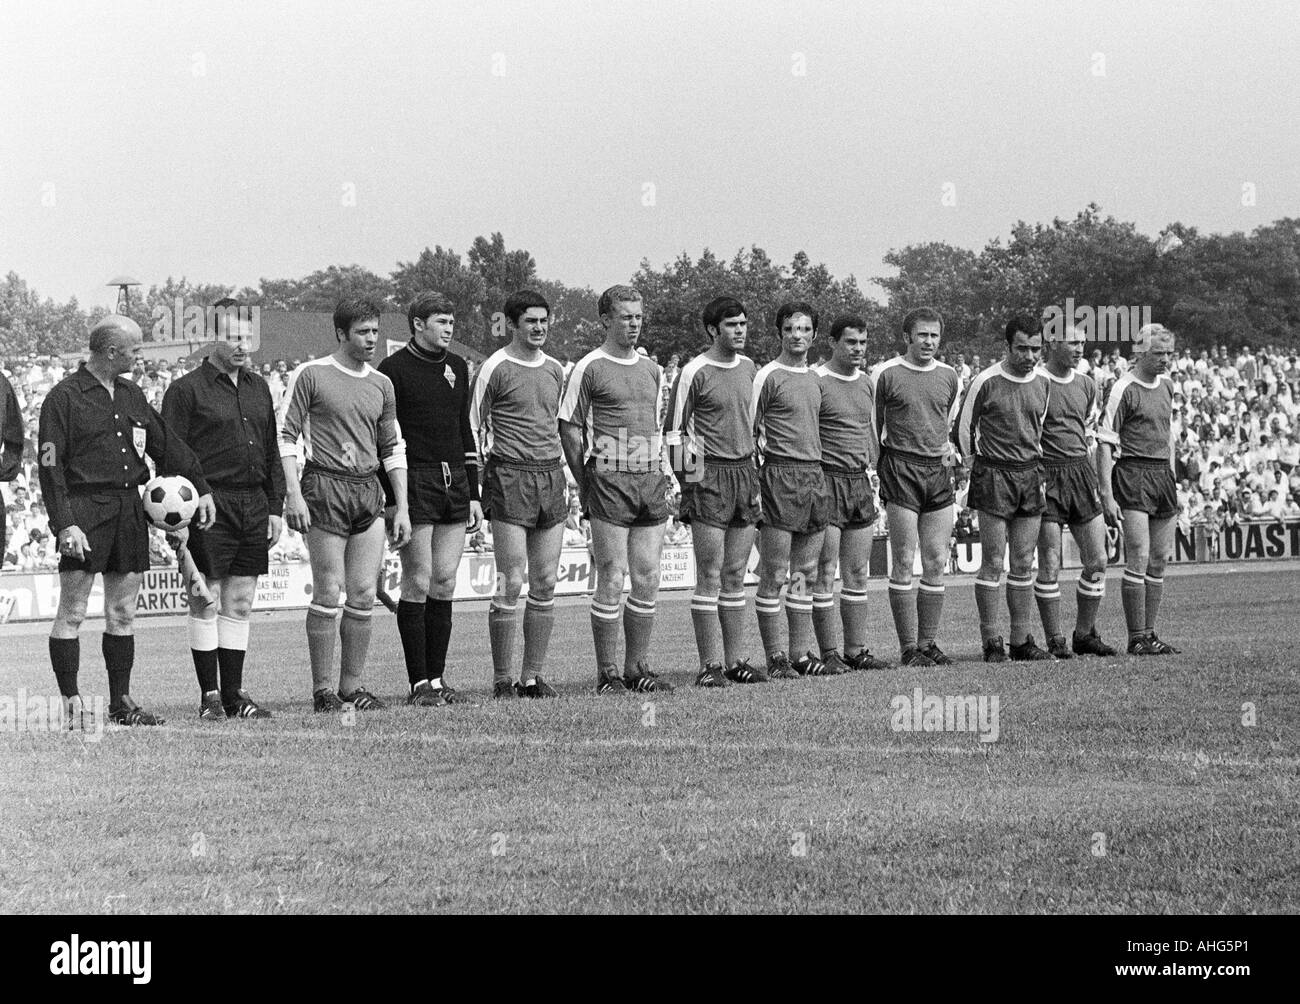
[38,315,214,727]
[163,301,285,720]
[376,291,482,706]
[0,368,22,559]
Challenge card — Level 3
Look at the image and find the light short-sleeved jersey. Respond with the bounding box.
[559,348,667,473]
[1036,365,1099,460]
[872,356,961,458]
[664,353,757,461]
[955,363,1050,466]
[814,364,877,472]
[1098,372,1175,463]
[278,356,406,474]
[752,361,821,463]
[469,348,566,464]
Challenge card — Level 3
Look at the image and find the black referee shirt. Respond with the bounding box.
[162,359,286,517]
[38,363,210,536]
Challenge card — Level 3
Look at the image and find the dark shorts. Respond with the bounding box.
[405,464,472,526]
[189,487,270,579]
[678,458,760,529]
[483,459,567,530]
[877,449,954,514]
[59,491,150,575]
[301,467,385,538]
[583,462,671,527]
[1043,458,1103,526]
[823,468,878,530]
[1113,458,1179,519]
[758,461,827,534]
[968,458,1046,521]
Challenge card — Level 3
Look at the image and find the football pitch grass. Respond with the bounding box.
[2,564,1297,914]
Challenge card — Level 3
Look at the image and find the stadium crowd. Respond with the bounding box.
[3,342,1300,571]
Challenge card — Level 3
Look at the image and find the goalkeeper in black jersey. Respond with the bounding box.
[377,292,483,705]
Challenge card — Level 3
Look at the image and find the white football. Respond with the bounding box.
[143,475,199,530]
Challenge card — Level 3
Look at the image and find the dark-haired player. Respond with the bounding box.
[956,314,1051,662]
[1034,325,1117,658]
[873,307,961,666]
[812,315,890,670]
[664,296,760,687]
[279,297,410,712]
[470,290,567,699]
[377,291,482,706]
[753,301,834,677]
[560,285,674,694]
[1098,323,1181,655]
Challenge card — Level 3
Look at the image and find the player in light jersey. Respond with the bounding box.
[279,298,410,712]
[873,307,962,666]
[1097,323,1181,656]
[664,296,760,688]
[559,285,675,694]
[956,314,1052,662]
[752,301,834,678]
[470,290,568,698]
[811,315,891,671]
[1034,325,1118,658]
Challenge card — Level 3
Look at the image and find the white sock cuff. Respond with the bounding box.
[308,603,341,619]
[590,599,622,621]
[342,603,373,619]
[625,596,655,616]
[888,581,913,593]
[525,597,554,610]
[975,577,1001,589]
[840,588,868,603]
[1033,582,1061,598]
[187,614,219,652]
[918,580,945,594]
[216,614,249,651]
[811,593,835,609]
[755,596,782,613]
[690,594,718,611]
[1144,574,1164,585]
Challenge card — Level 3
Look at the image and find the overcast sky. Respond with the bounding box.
[2,0,1297,310]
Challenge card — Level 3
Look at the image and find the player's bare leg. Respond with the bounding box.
[718,524,756,675]
[337,519,386,703]
[886,503,922,660]
[488,522,527,697]
[425,522,468,696]
[813,525,842,657]
[397,524,437,702]
[787,528,829,673]
[212,575,262,716]
[519,522,564,695]
[48,570,119,727]
[1119,509,1151,650]
[1068,515,1114,655]
[1005,514,1047,658]
[755,525,793,675]
[304,527,347,707]
[624,522,668,688]
[689,522,727,677]
[915,505,954,662]
[975,513,1009,659]
[590,518,631,689]
[1034,520,1067,656]
[98,571,157,724]
[1124,512,1178,654]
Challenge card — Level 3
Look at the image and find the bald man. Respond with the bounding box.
[38,316,215,727]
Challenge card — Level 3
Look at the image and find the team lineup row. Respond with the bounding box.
[27,286,1181,726]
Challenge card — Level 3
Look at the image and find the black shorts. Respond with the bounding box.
[189,487,270,579]
[405,464,472,526]
[1043,457,1103,526]
[301,466,385,538]
[877,449,954,514]
[1112,458,1179,519]
[482,458,567,530]
[967,458,1046,521]
[59,491,150,575]
[758,460,827,534]
[823,468,877,530]
[583,462,671,527]
[678,458,760,529]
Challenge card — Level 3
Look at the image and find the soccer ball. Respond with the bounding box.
[143,475,199,530]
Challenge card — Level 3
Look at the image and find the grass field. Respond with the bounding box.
[1,564,1297,914]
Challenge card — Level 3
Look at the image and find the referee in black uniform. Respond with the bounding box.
[38,315,214,726]
[0,367,22,555]
[163,300,286,720]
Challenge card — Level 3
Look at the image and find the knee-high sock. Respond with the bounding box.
[338,603,373,696]
[718,590,748,669]
[306,603,340,693]
[839,588,869,655]
[812,593,838,656]
[1035,579,1062,640]
[488,600,517,683]
[103,633,134,706]
[755,594,784,660]
[623,595,655,676]
[1075,572,1105,634]
[888,582,917,654]
[590,597,622,678]
[188,613,219,693]
[396,599,427,688]
[521,596,555,682]
[1144,574,1164,632]
[786,593,815,659]
[916,580,945,648]
[975,576,1002,643]
[1121,571,1146,640]
[689,593,722,669]
[424,599,453,682]
[1006,574,1034,645]
[216,615,249,704]
[1123,572,1144,634]
[50,637,79,698]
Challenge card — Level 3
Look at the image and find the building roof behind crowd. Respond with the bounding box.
[243,311,486,366]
